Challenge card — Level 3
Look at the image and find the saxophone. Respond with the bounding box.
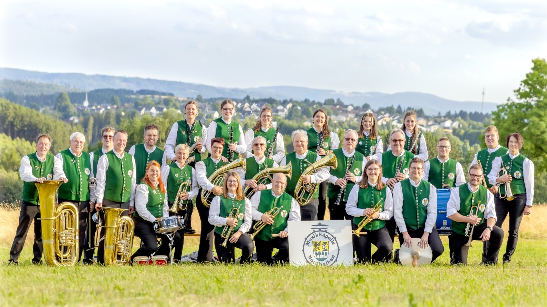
[243,163,292,199]
[96,207,134,265]
[35,180,79,266]
[169,179,192,213]
[294,152,338,206]
[353,200,383,237]
[250,206,281,239]
[200,155,246,208]
[220,207,240,247]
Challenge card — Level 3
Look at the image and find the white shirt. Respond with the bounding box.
[327,148,366,184]
[134,183,169,223]
[242,155,279,190]
[160,163,199,200]
[244,128,285,164]
[89,148,110,203]
[94,150,137,206]
[280,150,330,184]
[447,183,496,220]
[422,157,466,187]
[205,117,246,156]
[208,193,253,233]
[165,120,208,161]
[250,190,301,233]
[392,179,437,233]
[487,153,535,207]
[195,157,225,191]
[470,145,502,169]
[360,131,384,156]
[387,130,428,161]
[345,183,393,220]
[311,126,340,150]
[128,144,166,167]
[20,152,65,182]
[372,150,410,184]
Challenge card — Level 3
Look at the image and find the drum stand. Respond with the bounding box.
[166,232,176,265]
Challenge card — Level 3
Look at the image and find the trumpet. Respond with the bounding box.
[499,162,515,201]
[169,179,192,213]
[294,152,338,206]
[464,202,481,247]
[250,206,281,239]
[353,200,383,237]
[221,207,240,247]
[243,163,292,199]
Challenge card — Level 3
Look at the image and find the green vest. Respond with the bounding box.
[133,144,164,184]
[104,151,134,203]
[245,156,275,180]
[92,148,106,177]
[428,158,458,189]
[58,149,91,201]
[499,154,526,196]
[203,157,228,178]
[134,184,165,220]
[307,127,332,154]
[356,134,378,157]
[353,185,387,231]
[214,118,241,161]
[166,163,193,204]
[175,119,203,162]
[253,128,277,156]
[22,153,55,205]
[452,185,488,236]
[477,147,508,188]
[405,131,422,154]
[214,196,246,234]
[401,179,430,230]
[255,190,293,241]
[381,150,414,179]
[285,151,319,199]
[327,149,364,202]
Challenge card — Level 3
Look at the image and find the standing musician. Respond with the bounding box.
[208,171,254,263]
[422,137,466,189]
[161,144,199,263]
[306,109,340,220]
[326,129,366,220]
[356,111,383,158]
[195,137,229,262]
[488,132,534,264]
[280,130,330,221]
[244,107,285,164]
[131,161,170,262]
[393,157,444,263]
[251,173,301,265]
[447,164,504,265]
[388,110,428,161]
[205,99,246,162]
[8,134,65,265]
[244,136,279,193]
[56,132,91,262]
[471,125,508,194]
[94,130,137,264]
[128,123,165,184]
[346,160,393,263]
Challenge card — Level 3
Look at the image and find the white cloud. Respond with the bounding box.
[408,62,421,73]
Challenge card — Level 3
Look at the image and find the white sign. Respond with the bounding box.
[288,220,353,266]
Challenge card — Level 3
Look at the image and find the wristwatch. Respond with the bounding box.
[486,226,493,231]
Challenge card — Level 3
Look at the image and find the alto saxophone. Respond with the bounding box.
[250,206,281,239]
[221,207,240,247]
[243,163,292,199]
[294,152,338,206]
[201,155,246,207]
[353,200,383,237]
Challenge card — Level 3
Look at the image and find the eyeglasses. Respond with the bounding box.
[253,143,266,147]
[391,139,405,143]
[212,146,224,151]
[410,167,423,171]
[227,180,238,184]
[468,174,483,178]
[437,145,450,149]
[103,135,113,139]
[344,138,357,142]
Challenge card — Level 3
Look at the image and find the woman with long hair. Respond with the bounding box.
[205,99,246,162]
[356,111,383,158]
[388,110,428,161]
[244,107,285,164]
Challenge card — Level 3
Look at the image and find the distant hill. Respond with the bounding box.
[0,67,500,115]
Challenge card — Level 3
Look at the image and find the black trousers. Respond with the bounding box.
[9,200,43,262]
[495,193,526,262]
[186,201,194,230]
[96,199,130,264]
[327,197,352,220]
[84,206,97,263]
[255,236,290,265]
[58,198,89,262]
[213,232,254,264]
[449,223,504,265]
[301,199,319,221]
[196,190,214,262]
[131,218,170,261]
[352,224,393,263]
[317,181,328,220]
[168,201,187,261]
[398,228,444,262]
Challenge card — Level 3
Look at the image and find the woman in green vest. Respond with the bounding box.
[131,161,170,262]
[165,100,207,165]
[205,99,246,162]
[346,160,393,263]
[488,132,534,264]
[387,110,428,161]
[208,171,253,263]
[356,111,383,158]
[244,107,285,164]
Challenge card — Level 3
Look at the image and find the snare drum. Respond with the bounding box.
[133,256,153,265]
[152,255,168,265]
[436,188,452,235]
[156,216,184,234]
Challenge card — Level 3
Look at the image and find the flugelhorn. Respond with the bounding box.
[464,202,481,247]
[499,162,515,201]
[243,163,292,199]
[294,152,338,206]
[353,200,383,237]
[221,207,240,247]
[201,155,246,208]
[169,179,192,213]
[250,206,281,239]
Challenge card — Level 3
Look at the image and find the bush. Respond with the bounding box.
[0,170,22,206]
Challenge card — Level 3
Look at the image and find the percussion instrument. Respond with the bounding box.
[154,216,184,234]
[399,238,433,267]
[133,256,153,265]
[152,255,168,265]
[436,188,452,235]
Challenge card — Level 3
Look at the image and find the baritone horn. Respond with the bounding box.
[201,155,246,208]
[243,163,292,199]
[294,152,337,206]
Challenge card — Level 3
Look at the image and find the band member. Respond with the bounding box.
[307,109,340,220]
[161,144,199,263]
[327,129,366,220]
[251,173,301,265]
[244,107,284,164]
[8,134,65,265]
[447,164,504,265]
[356,111,383,158]
[128,123,165,184]
[471,125,508,194]
[346,160,393,263]
[244,136,279,193]
[488,132,534,264]
[165,100,207,165]
[205,99,246,161]
[422,137,466,189]
[209,171,253,263]
[131,161,170,262]
[280,130,329,221]
[393,157,444,262]
[195,137,228,262]
[56,132,91,262]
[388,111,428,161]
[95,130,137,264]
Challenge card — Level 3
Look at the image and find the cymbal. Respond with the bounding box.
[399,238,433,266]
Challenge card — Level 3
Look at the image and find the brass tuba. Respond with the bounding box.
[97,207,134,265]
[201,155,246,208]
[35,180,79,266]
[294,152,338,206]
[243,162,292,199]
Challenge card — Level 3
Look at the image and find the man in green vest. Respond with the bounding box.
[128,123,165,184]
[393,157,444,263]
[423,137,465,189]
[471,125,508,194]
[447,164,504,265]
[8,134,66,265]
[326,129,365,220]
[56,132,91,262]
[251,173,301,264]
[243,136,278,195]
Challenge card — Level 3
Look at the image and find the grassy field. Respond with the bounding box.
[1,207,547,306]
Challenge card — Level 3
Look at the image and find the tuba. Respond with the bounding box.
[353,200,383,237]
[499,162,515,201]
[294,152,338,206]
[220,207,240,247]
[96,207,134,265]
[201,155,246,208]
[169,179,192,213]
[243,163,292,199]
[36,180,79,266]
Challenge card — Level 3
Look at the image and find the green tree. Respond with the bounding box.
[110,95,121,107]
[55,92,75,118]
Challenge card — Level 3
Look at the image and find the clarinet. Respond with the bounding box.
[395,154,406,182]
[228,126,234,162]
[408,131,420,154]
[317,131,324,155]
[268,127,279,158]
[334,155,355,206]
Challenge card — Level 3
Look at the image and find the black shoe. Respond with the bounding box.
[8,260,18,266]
[185,229,196,234]
[32,259,43,265]
[83,259,94,265]
[503,257,511,265]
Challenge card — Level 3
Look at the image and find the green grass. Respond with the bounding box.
[1,240,547,306]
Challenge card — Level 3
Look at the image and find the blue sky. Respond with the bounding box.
[1,0,546,103]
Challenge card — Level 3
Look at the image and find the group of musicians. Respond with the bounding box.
[7,100,535,266]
